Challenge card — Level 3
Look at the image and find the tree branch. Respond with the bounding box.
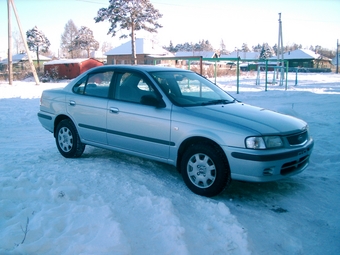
[20,217,29,244]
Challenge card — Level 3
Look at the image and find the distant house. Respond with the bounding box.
[173,51,219,65]
[105,38,174,65]
[175,51,219,58]
[273,49,332,69]
[44,58,103,79]
[0,52,51,72]
[220,51,260,60]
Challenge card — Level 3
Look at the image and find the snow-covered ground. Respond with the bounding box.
[0,72,339,255]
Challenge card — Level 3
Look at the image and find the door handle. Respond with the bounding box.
[109,107,119,113]
[69,100,76,106]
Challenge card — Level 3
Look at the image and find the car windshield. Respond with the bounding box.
[150,71,235,106]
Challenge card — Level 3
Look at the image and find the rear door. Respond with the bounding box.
[66,71,114,145]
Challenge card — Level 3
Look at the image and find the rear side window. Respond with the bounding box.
[73,71,114,98]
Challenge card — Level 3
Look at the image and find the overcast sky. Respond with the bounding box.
[1,0,339,56]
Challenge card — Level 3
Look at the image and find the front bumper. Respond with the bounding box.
[224,138,314,182]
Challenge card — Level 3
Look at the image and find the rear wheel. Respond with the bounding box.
[55,119,85,158]
[180,142,231,197]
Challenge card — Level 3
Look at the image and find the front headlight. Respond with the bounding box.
[245,137,266,149]
[246,136,283,149]
[264,136,283,148]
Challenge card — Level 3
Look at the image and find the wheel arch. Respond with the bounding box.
[53,114,72,137]
[176,136,230,172]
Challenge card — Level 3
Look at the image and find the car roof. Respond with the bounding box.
[87,65,191,74]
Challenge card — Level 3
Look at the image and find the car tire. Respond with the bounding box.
[55,119,85,158]
[180,142,231,197]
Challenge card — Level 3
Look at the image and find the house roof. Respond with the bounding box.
[281,49,320,60]
[0,52,51,64]
[268,49,331,61]
[44,58,97,65]
[174,51,218,58]
[220,51,260,60]
[105,38,173,57]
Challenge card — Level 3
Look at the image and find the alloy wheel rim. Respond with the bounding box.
[187,153,216,188]
[58,127,73,152]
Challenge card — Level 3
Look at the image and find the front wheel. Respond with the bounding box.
[180,143,231,197]
[55,119,85,158]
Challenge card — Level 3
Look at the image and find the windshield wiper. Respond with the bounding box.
[201,99,235,106]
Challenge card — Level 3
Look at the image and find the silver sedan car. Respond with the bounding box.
[38,65,314,197]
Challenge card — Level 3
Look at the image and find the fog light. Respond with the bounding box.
[263,168,274,176]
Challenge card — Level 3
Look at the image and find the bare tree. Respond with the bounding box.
[101,41,113,54]
[12,30,25,54]
[94,0,163,64]
[220,39,228,55]
[60,19,79,58]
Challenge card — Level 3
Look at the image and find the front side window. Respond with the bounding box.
[115,72,156,103]
[150,71,235,106]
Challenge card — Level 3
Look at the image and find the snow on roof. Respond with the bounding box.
[282,49,320,59]
[220,51,260,60]
[174,51,217,58]
[43,58,91,65]
[105,38,172,56]
[0,52,51,64]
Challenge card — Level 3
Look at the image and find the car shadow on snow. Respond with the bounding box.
[80,147,306,207]
[80,146,183,184]
[217,178,306,213]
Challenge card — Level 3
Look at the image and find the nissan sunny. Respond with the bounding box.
[38,65,314,197]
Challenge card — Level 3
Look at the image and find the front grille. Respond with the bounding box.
[281,155,309,175]
[286,131,308,145]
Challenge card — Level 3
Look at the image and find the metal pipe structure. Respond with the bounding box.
[7,0,13,85]
[337,39,339,74]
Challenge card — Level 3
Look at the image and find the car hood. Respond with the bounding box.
[183,102,307,135]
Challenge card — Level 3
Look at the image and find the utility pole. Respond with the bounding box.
[7,0,13,85]
[277,13,284,85]
[9,0,39,85]
[337,39,339,74]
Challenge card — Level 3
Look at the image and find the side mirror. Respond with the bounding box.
[141,95,166,108]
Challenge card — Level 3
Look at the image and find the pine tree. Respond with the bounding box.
[167,41,175,52]
[60,20,79,58]
[259,43,274,59]
[253,43,262,52]
[26,26,50,71]
[272,44,278,55]
[94,0,163,64]
[73,26,99,58]
[242,43,250,52]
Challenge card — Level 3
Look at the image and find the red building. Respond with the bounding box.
[44,58,104,79]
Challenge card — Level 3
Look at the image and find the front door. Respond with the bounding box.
[106,72,171,159]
